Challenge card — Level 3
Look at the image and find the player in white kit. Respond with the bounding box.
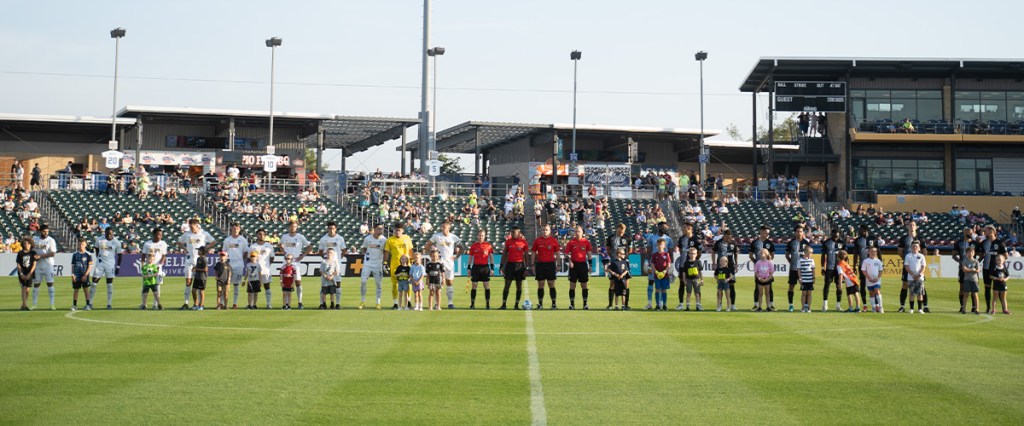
[177,218,216,310]
[279,221,312,309]
[32,224,58,310]
[360,224,387,309]
[318,221,347,308]
[90,227,122,309]
[249,228,276,308]
[221,222,249,309]
[141,228,169,309]
[424,220,463,309]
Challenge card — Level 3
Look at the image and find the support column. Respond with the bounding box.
[340,147,347,173]
[751,91,758,186]
[474,128,481,177]
[767,72,775,177]
[400,126,407,176]
[482,151,489,176]
[135,117,144,167]
[228,117,236,151]
[316,124,324,172]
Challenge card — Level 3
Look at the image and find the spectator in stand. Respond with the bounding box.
[127,240,141,254]
[838,206,851,218]
[1013,206,1021,221]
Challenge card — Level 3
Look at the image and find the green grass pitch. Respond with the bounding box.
[0,276,1021,425]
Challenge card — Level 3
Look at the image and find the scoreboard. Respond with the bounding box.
[774,81,846,112]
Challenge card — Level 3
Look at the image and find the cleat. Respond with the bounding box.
[583,305,589,310]
[297,303,304,310]
[31,304,37,310]
[180,304,189,310]
[750,305,758,312]
[375,304,382,310]
[139,304,146,310]
[84,305,92,311]
[50,304,55,311]
[755,307,762,312]
[357,303,365,310]
[197,306,204,311]
[20,306,30,311]
[469,304,476,310]
[392,303,399,310]
[897,307,906,313]
[535,304,543,310]
[788,305,794,312]
[70,306,76,312]
[836,302,842,311]
[231,304,238,310]
[716,307,722,312]
[551,303,557,310]
[157,304,163,310]
[768,306,777,312]
[106,305,112,310]
[644,303,652,310]
[318,303,327,310]
[1004,310,1012,315]
[606,305,613,311]
[498,304,507,310]
[959,308,966,314]
[685,306,691,311]
[695,305,703,312]
[923,307,931,313]
[333,304,341,310]
[448,304,455,310]
[568,304,575,310]
[623,306,631,311]
[676,303,685,311]
[822,303,828,312]
[514,305,520,310]
[972,310,979,315]
[486,304,491,310]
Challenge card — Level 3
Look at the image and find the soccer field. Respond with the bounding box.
[1,276,1021,425]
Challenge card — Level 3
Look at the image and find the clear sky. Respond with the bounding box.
[2,0,1022,172]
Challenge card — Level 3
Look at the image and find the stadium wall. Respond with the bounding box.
[872,194,1021,216]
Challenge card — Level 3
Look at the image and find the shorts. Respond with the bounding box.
[216,280,229,288]
[846,284,860,296]
[685,278,702,293]
[993,282,1008,292]
[654,277,671,291]
[823,269,838,285]
[33,267,55,284]
[72,275,89,289]
[322,277,336,288]
[193,279,206,291]
[961,280,980,293]
[800,282,814,291]
[867,284,881,292]
[30,177,39,185]
[788,270,800,285]
[441,260,455,281]
[183,257,198,274]
[717,280,729,291]
[568,262,589,283]
[19,277,32,288]
[471,264,492,282]
[414,283,425,292]
[230,263,245,285]
[247,281,262,294]
[260,274,272,285]
[612,279,627,295]
[142,284,158,293]
[757,277,774,286]
[281,286,294,293]
[321,285,337,295]
[504,262,526,281]
[361,263,384,282]
[908,280,924,296]
[398,281,409,292]
[91,263,116,279]
[535,262,557,281]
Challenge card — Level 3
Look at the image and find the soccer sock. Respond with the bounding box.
[647,284,654,302]
[296,285,303,304]
[502,285,510,303]
[107,283,114,306]
[569,289,576,304]
[609,288,615,305]
[876,294,883,309]
[900,288,908,306]
[538,288,545,305]
[836,288,842,303]
[89,282,97,305]
[266,288,273,306]
[184,285,192,305]
[232,285,239,305]
[922,291,928,308]
[822,286,829,304]
[985,287,991,309]
[360,281,368,302]
[515,287,522,304]
[910,300,915,310]
[48,286,55,305]
[471,289,478,304]
[582,288,588,305]
[860,285,867,306]
[446,286,455,305]
[375,282,382,304]
[754,287,760,303]
[729,285,736,306]
[32,287,39,305]
[679,287,685,303]
[769,287,775,303]
[335,287,341,306]
[549,287,556,303]
[485,289,491,303]
[624,288,630,306]
[787,290,794,305]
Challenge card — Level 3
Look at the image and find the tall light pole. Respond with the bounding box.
[570,50,582,189]
[265,37,282,152]
[109,28,125,149]
[427,47,445,134]
[419,0,432,173]
[695,50,708,184]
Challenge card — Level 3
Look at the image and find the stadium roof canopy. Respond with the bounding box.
[740,57,1024,93]
[400,121,719,155]
[116,106,417,155]
[0,113,135,144]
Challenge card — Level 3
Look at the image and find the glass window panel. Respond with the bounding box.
[866,159,891,168]
[852,99,865,125]
[955,169,976,192]
[1008,92,1024,100]
[917,90,942,99]
[892,90,917,98]
[919,160,943,169]
[977,159,991,169]
[917,99,943,122]
[850,90,866,97]
[919,169,944,191]
[866,90,890,98]
[980,92,1006,100]
[892,160,917,168]
[868,167,892,190]
[892,168,918,191]
[956,158,975,168]
[892,100,915,121]
[980,99,1007,122]
[1008,98,1024,122]
[955,91,979,100]
[955,99,981,122]
[977,170,992,193]
[865,100,890,122]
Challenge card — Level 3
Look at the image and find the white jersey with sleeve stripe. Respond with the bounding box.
[179,230,216,260]
[94,236,122,266]
[280,232,311,258]
[318,234,347,255]
[221,235,249,266]
[361,234,387,266]
[429,232,461,262]
[142,240,169,264]
[33,236,58,268]
[249,241,274,273]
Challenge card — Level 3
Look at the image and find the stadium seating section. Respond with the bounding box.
[0,211,30,243]
[831,212,996,247]
[211,193,360,251]
[49,191,224,251]
[674,200,809,246]
[863,119,1024,135]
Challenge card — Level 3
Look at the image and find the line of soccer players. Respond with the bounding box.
[14,217,1013,314]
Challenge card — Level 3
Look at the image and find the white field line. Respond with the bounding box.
[524,310,547,426]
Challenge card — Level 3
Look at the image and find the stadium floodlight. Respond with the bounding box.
[570,50,582,189]
[265,37,282,151]
[427,47,445,136]
[695,50,708,181]
[109,28,125,152]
